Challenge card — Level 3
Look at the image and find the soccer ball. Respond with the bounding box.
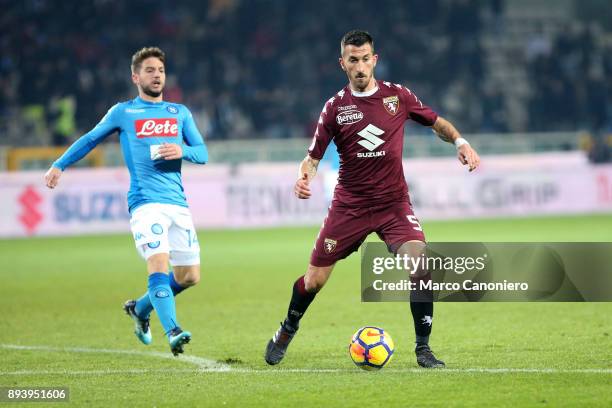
[349,326,395,370]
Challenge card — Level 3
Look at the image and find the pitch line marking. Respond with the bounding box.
[0,344,231,372]
[1,344,610,376]
[0,369,197,376]
[1,368,611,376]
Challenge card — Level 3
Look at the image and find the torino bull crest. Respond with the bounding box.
[382,96,399,115]
[324,238,337,254]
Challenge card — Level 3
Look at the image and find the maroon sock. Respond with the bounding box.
[286,275,316,328]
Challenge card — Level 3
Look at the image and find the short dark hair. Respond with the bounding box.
[131,47,165,73]
[340,30,374,54]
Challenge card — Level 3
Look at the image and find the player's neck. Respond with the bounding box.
[138,92,163,103]
[349,77,377,95]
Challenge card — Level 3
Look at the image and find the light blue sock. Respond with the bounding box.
[135,272,187,318]
[147,272,180,336]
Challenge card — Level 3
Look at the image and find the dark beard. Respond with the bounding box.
[142,86,162,98]
[352,75,370,92]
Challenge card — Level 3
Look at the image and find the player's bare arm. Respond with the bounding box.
[431,116,480,172]
[294,155,320,199]
[44,167,62,189]
[431,116,460,143]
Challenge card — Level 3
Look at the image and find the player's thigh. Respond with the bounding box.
[375,200,426,254]
[167,205,201,268]
[310,204,371,268]
[147,253,170,274]
[304,263,335,292]
[130,204,172,269]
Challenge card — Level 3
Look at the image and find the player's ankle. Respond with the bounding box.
[415,335,430,348]
[283,318,299,332]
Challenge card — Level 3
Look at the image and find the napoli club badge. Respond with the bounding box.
[324,238,337,254]
[383,96,399,115]
[167,105,179,114]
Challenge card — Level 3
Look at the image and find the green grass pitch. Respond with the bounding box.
[0,214,611,407]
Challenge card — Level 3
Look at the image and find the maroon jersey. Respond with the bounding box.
[309,80,438,206]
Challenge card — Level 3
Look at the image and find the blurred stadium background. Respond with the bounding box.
[1,0,611,236]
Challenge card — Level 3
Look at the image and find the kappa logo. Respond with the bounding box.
[356,124,385,158]
[324,238,337,254]
[337,104,357,112]
[421,315,433,326]
[135,118,178,138]
[383,95,399,115]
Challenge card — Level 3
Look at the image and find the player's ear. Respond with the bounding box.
[372,54,378,67]
[131,72,139,85]
[339,57,346,72]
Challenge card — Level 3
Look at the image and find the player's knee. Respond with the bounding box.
[304,275,324,292]
[396,240,426,258]
[304,265,333,292]
[305,280,323,293]
[175,267,200,287]
[181,272,200,287]
[397,240,428,278]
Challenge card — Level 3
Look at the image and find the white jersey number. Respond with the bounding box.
[407,215,423,231]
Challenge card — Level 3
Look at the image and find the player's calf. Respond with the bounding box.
[264,272,323,365]
[146,272,194,355]
[172,264,200,288]
[304,263,334,292]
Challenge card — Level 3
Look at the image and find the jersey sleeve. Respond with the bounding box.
[181,107,208,164]
[308,98,338,160]
[400,86,438,126]
[52,104,120,171]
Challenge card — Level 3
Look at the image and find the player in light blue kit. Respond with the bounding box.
[44,47,208,356]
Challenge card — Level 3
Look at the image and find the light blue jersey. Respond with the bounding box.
[53,97,208,212]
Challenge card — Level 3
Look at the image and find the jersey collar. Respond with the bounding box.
[135,96,165,105]
[350,85,379,98]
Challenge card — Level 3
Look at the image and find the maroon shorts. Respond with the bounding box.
[310,199,426,267]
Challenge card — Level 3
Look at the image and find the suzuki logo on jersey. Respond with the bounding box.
[356,124,386,158]
[135,118,178,138]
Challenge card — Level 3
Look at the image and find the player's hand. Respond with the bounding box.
[159,143,183,160]
[457,144,480,172]
[44,167,62,189]
[294,173,311,199]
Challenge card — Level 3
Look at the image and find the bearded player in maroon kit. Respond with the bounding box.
[265,30,480,368]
